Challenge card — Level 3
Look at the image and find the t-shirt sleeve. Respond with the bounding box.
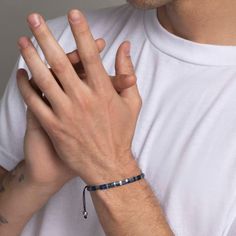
[0,58,27,171]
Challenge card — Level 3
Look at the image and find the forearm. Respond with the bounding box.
[90,161,174,236]
[0,161,59,236]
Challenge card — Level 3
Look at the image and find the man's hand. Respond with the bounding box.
[17,10,142,185]
[21,38,137,189]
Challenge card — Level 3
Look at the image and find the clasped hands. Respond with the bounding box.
[17,9,142,189]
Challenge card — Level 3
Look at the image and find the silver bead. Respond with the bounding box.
[83,211,88,219]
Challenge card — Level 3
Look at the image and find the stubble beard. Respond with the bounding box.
[127,0,173,9]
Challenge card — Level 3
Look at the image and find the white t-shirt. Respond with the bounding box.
[1,3,236,236]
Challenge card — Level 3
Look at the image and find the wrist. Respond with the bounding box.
[85,152,141,186]
[23,158,77,195]
[21,181,57,202]
[88,162,147,223]
[23,166,66,197]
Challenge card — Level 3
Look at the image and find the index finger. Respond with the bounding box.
[68,9,109,88]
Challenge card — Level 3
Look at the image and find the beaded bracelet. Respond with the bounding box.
[82,172,145,219]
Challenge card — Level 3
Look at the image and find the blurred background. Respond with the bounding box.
[0,0,126,97]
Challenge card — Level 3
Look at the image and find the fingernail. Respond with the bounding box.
[125,41,131,56]
[69,9,81,23]
[28,14,41,28]
[17,69,26,79]
[18,37,30,49]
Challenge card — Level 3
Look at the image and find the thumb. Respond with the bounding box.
[110,74,136,93]
[115,41,141,106]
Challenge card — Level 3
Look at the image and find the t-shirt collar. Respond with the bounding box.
[144,8,236,66]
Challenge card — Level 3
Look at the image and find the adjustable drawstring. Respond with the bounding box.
[82,185,88,219]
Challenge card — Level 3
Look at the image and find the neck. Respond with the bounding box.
[157,0,236,45]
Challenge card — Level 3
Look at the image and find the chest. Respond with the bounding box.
[131,61,236,235]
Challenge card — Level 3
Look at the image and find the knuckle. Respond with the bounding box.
[39,78,53,92]
[81,52,99,65]
[59,97,72,113]
[94,80,107,93]
[24,46,37,61]
[25,93,35,107]
[47,119,63,139]
[74,89,93,111]
[50,56,67,74]
[77,95,91,111]
[34,26,48,39]
[78,23,89,34]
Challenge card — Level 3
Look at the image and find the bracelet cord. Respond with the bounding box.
[82,172,145,219]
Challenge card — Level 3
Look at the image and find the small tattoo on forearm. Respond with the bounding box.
[0,161,25,193]
[18,174,24,182]
[0,214,8,224]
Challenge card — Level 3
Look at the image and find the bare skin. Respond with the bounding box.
[127,0,173,9]
[129,0,236,45]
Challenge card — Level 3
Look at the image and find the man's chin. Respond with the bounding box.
[127,0,173,9]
